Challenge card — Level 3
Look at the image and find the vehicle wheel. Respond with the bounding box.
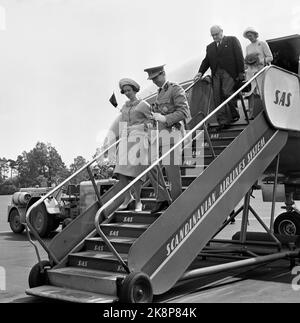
[29,204,51,238]
[274,212,300,236]
[9,209,25,234]
[119,272,153,303]
[28,260,51,288]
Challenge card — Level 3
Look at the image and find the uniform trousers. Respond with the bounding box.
[148,129,183,202]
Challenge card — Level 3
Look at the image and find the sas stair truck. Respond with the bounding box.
[24,34,300,303]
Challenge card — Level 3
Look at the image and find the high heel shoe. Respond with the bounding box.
[135,201,143,212]
[118,195,134,210]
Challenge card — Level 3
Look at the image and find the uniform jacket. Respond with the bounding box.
[198,36,245,80]
[153,81,190,130]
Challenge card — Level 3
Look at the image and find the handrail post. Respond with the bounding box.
[203,123,216,159]
[25,226,42,264]
[239,94,250,124]
[270,154,280,233]
[240,190,252,244]
[96,228,130,274]
[87,166,102,207]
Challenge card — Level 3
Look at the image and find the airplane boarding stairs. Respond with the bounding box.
[26,65,300,303]
[26,113,288,303]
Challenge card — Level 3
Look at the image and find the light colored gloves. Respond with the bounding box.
[152,112,167,123]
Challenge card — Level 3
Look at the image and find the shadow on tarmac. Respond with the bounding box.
[155,259,299,303]
[0,231,59,242]
[0,232,29,242]
[8,296,59,303]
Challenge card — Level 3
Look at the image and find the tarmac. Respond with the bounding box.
[1,192,300,303]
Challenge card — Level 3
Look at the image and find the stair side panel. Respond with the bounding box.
[128,114,288,294]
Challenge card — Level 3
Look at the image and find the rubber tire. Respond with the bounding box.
[274,212,300,236]
[9,209,25,234]
[29,204,51,238]
[119,272,153,303]
[28,260,51,288]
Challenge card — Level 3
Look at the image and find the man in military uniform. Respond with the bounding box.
[144,65,191,214]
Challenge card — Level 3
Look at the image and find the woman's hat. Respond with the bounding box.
[243,27,259,39]
[119,78,140,93]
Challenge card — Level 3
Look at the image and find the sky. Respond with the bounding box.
[0,0,299,167]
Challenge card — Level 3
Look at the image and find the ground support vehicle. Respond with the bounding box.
[7,180,116,237]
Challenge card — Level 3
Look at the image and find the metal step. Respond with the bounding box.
[181,175,197,186]
[184,155,215,165]
[180,165,205,176]
[209,137,236,145]
[182,160,209,167]
[143,168,203,181]
[194,146,228,155]
[26,285,117,303]
[141,187,157,199]
[85,237,136,254]
[113,211,160,224]
[183,153,219,161]
[182,166,204,176]
[100,223,149,238]
[152,175,196,188]
[68,251,129,273]
[208,128,244,138]
[180,165,205,170]
[140,198,161,211]
[47,267,124,296]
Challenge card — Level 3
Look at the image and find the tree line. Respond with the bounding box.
[0,142,90,195]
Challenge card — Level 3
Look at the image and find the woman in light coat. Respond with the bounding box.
[114,78,152,211]
[243,27,273,118]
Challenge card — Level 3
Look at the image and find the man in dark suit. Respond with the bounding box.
[194,25,245,129]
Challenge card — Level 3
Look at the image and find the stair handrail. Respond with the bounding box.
[25,139,121,265]
[94,65,271,273]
